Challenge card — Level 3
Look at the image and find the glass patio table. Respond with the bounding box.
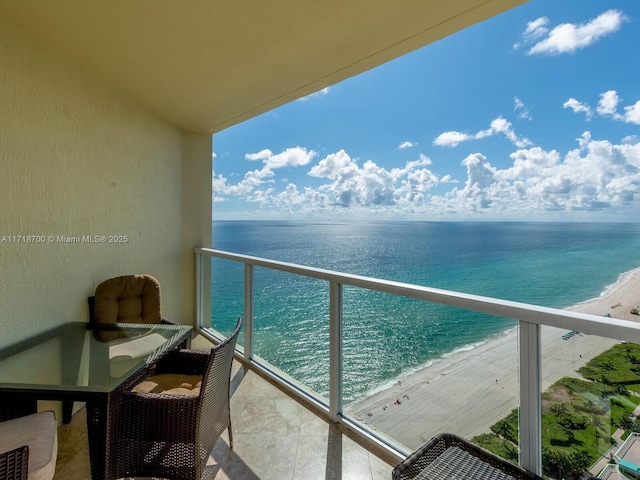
[0,321,192,480]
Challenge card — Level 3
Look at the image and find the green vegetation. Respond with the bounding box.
[472,342,640,480]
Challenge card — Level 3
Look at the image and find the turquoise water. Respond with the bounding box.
[210,221,640,402]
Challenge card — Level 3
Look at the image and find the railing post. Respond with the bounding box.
[329,281,343,422]
[195,249,211,331]
[244,263,254,362]
[519,320,542,475]
[195,250,203,328]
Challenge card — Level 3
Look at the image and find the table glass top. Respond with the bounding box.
[0,322,192,393]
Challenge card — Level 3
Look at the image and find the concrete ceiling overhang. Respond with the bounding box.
[0,0,526,134]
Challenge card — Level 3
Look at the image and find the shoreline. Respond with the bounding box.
[349,266,640,450]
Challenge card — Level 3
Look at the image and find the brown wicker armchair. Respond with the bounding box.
[0,407,57,480]
[393,433,544,480]
[113,317,242,480]
[0,446,28,480]
[75,274,186,425]
[88,274,177,325]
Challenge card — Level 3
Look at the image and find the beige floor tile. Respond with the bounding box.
[53,357,394,480]
[234,396,302,436]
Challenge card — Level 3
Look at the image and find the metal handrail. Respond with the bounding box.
[195,247,640,474]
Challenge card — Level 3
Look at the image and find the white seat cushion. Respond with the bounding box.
[0,411,58,480]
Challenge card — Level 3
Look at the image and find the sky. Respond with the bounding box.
[212,0,640,222]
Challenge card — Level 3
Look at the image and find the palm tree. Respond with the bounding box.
[590,415,604,449]
[618,416,634,432]
[615,384,629,397]
[585,399,597,413]
[551,402,569,417]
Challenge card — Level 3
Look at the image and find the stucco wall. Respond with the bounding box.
[0,18,209,345]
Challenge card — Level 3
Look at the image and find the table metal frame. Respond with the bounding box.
[0,322,192,480]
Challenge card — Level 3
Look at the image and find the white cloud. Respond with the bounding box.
[597,90,621,117]
[212,165,276,202]
[489,117,531,147]
[623,101,640,125]
[308,150,357,179]
[525,17,550,38]
[398,141,417,149]
[245,149,273,161]
[514,97,531,120]
[213,133,640,219]
[434,134,640,217]
[565,90,640,125]
[500,147,561,181]
[309,152,397,207]
[563,98,593,120]
[518,10,625,56]
[246,186,276,204]
[246,146,317,170]
[513,17,549,50]
[308,150,440,208]
[298,87,330,101]
[434,117,531,148]
[433,131,472,148]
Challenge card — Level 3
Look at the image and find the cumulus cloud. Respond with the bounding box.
[245,147,317,170]
[398,141,417,149]
[515,10,625,56]
[213,147,315,204]
[564,90,640,125]
[563,98,593,120]
[306,151,439,208]
[597,90,621,117]
[213,133,640,219]
[308,150,437,207]
[433,117,531,148]
[625,102,640,125]
[437,134,640,216]
[432,131,472,148]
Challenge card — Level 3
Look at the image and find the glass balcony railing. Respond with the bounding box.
[195,247,640,478]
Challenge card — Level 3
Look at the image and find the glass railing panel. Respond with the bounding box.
[200,248,640,474]
[538,332,637,479]
[250,266,330,400]
[342,286,519,454]
[210,256,245,344]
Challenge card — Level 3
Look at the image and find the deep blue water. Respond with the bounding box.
[210,221,640,402]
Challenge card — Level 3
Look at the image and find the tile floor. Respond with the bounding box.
[53,336,394,480]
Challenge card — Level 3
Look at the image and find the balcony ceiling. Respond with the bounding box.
[0,0,525,134]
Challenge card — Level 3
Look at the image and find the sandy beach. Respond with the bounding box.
[349,267,640,450]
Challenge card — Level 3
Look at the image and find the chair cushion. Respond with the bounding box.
[0,411,58,480]
[132,373,202,396]
[94,274,162,324]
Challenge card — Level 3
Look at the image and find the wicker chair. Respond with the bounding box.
[88,274,177,325]
[74,274,185,424]
[393,433,544,480]
[0,407,58,480]
[113,317,242,480]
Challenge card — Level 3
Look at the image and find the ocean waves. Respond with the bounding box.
[211,221,640,402]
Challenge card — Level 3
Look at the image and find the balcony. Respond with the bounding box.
[53,335,393,479]
[194,248,640,479]
[46,248,640,479]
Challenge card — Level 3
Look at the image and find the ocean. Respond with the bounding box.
[210,221,640,402]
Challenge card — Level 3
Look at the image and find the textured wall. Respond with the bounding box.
[0,18,206,344]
